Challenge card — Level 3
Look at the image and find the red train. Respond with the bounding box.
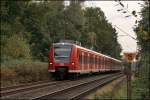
[48,40,123,79]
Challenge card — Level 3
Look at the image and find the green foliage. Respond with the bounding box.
[132,51,149,99]
[93,82,127,99]
[135,2,150,51]
[1,61,49,87]
[132,2,149,99]
[0,0,123,89]
[1,1,121,62]
[1,35,31,61]
[83,7,121,58]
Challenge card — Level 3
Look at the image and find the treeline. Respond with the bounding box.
[135,1,150,51]
[132,1,150,99]
[0,1,121,62]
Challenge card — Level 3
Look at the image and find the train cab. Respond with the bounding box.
[48,41,78,79]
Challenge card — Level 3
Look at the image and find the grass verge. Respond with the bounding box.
[84,76,127,99]
[1,60,50,87]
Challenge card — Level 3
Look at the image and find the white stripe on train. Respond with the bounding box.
[48,69,121,73]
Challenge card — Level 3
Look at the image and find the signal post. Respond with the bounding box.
[123,52,136,100]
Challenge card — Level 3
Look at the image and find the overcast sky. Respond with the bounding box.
[83,1,144,54]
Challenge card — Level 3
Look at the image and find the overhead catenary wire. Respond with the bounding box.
[114,25,137,41]
[113,24,138,52]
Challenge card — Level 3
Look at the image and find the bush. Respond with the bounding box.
[1,35,31,61]
[0,61,50,87]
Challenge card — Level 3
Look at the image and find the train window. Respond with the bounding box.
[92,56,94,64]
[84,54,87,64]
[82,53,87,64]
[54,45,72,63]
[91,57,93,64]
[84,55,86,64]
[85,55,88,64]
[96,57,98,65]
[87,56,90,64]
[93,56,95,64]
[106,59,108,65]
[82,52,84,64]
[93,56,94,64]
[95,56,96,64]
[101,57,103,65]
[96,57,97,65]
[83,55,85,64]
[90,56,91,64]
[103,57,105,65]
[89,56,91,64]
[89,55,91,64]
[92,57,93,64]
[83,55,86,64]
[99,58,101,67]
[100,58,102,64]
[79,53,82,64]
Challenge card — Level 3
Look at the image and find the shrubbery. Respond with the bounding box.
[132,51,149,99]
[1,61,50,87]
[1,35,31,62]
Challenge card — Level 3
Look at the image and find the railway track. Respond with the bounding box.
[1,80,51,91]
[1,72,124,100]
[0,80,62,97]
[34,73,124,100]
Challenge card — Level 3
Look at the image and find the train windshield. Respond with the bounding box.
[54,45,72,63]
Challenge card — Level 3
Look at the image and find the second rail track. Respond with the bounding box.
[1,72,124,100]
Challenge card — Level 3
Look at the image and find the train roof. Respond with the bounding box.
[53,42,121,63]
[74,44,121,63]
[53,42,73,46]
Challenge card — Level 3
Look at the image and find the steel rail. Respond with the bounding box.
[1,72,123,100]
[71,74,125,100]
[32,73,123,100]
[0,81,61,97]
[1,75,97,98]
[1,80,50,91]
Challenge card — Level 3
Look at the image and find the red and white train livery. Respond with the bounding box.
[48,41,123,79]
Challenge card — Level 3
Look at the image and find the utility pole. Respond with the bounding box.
[124,52,136,100]
[127,62,132,99]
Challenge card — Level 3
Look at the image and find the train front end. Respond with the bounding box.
[48,42,76,80]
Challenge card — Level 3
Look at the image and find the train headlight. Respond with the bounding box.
[72,62,75,65]
[50,62,53,65]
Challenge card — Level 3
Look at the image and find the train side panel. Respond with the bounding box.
[48,43,123,79]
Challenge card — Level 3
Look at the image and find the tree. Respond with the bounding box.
[135,2,150,51]
[1,35,31,61]
[0,1,121,62]
[83,7,121,58]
